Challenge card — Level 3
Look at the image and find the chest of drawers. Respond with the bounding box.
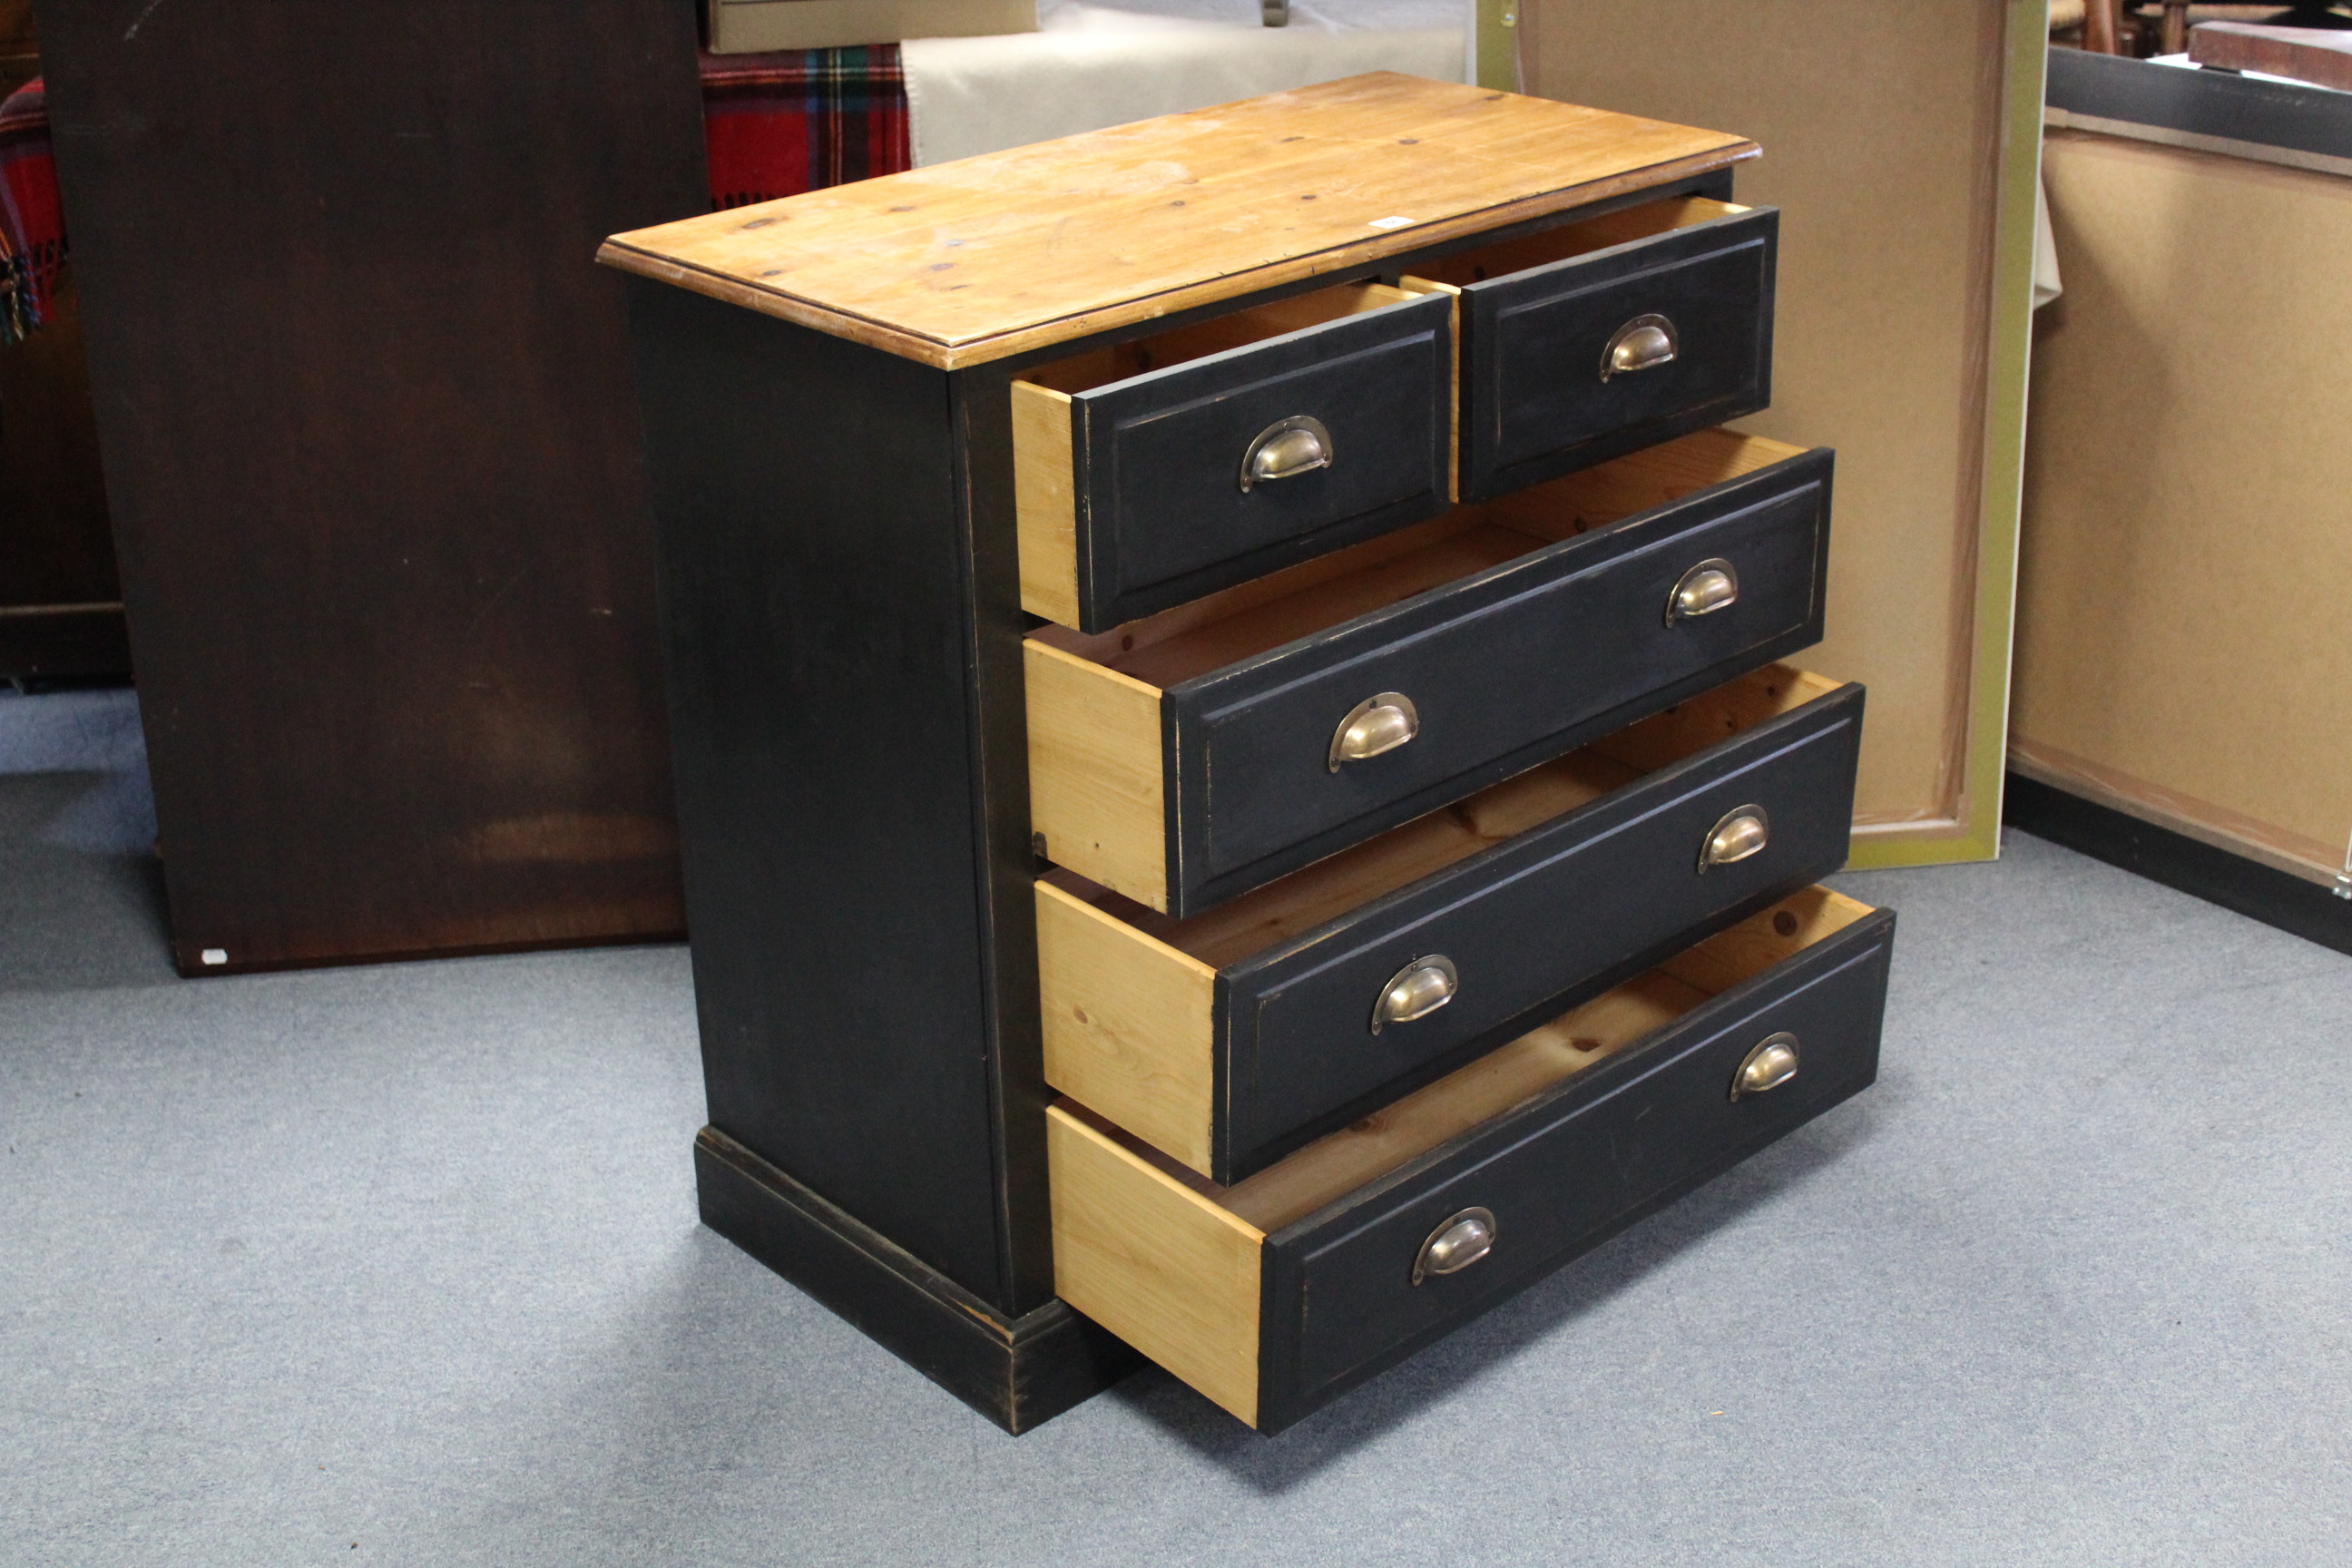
[605,72,1894,1436]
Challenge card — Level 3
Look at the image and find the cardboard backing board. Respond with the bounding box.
[1518,0,2047,867]
[2014,129,2352,889]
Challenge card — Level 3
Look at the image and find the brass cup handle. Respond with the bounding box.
[1602,312,1679,379]
[1731,1032,1800,1100]
[1371,954,1457,1034]
[1667,558,1739,624]
[1328,691,1418,771]
[1412,1207,1496,1285]
[1240,415,1333,491]
[1700,804,1769,872]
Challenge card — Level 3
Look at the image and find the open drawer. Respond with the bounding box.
[1012,279,1455,633]
[1047,885,1896,1434]
[1025,426,1834,918]
[1040,663,1863,1183]
[1402,194,1778,501]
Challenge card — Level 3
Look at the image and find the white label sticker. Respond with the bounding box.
[1368,216,1415,230]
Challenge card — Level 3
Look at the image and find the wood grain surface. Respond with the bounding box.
[1046,1104,1264,1425]
[1024,637,1169,908]
[1217,884,1868,1231]
[1402,192,1748,289]
[40,0,706,971]
[1069,662,1825,975]
[1041,876,1884,1426]
[1034,663,1856,1182]
[1010,379,1081,626]
[1035,876,1219,1171]
[601,73,1755,368]
[1049,881,1871,1257]
[1011,278,1452,631]
[1652,884,1872,995]
[1584,665,1843,775]
[2189,22,2352,92]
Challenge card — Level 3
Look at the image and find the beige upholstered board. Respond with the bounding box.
[2014,131,2352,887]
[1520,0,2044,863]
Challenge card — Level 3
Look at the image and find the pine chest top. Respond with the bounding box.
[597,72,1756,370]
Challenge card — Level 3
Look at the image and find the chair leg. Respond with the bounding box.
[2084,0,2120,54]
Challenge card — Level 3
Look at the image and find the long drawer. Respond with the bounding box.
[1026,426,1834,918]
[1012,279,1455,633]
[1041,664,1863,1183]
[1404,193,1779,501]
[1049,886,1896,1434]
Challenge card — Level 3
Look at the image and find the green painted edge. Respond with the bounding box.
[1476,0,1518,90]
[1847,830,2005,872]
[1852,1,2048,870]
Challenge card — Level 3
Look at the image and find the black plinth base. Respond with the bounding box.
[2004,772,2352,958]
[694,1127,1142,1434]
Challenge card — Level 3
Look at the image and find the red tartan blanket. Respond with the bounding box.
[701,45,912,209]
[0,51,914,339]
[0,75,65,344]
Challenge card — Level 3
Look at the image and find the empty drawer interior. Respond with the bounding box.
[1048,884,1881,1426]
[1402,194,1751,290]
[1014,279,1429,397]
[1026,424,1803,691]
[1042,661,1843,974]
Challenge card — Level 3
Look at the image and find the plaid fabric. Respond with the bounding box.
[0,75,64,344]
[700,45,911,210]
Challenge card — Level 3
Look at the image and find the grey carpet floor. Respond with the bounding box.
[5,686,2349,1567]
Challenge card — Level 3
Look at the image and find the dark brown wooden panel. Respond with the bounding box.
[35,0,708,969]
[0,0,34,89]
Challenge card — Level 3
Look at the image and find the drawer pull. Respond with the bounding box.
[1240,415,1334,492]
[1700,804,1770,872]
[1371,954,1457,1034]
[1602,312,1679,380]
[1412,1207,1496,1285]
[1667,558,1739,623]
[1731,1032,1800,1100]
[1328,691,1419,771]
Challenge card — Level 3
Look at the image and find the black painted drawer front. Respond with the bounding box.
[1460,206,1777,501]
[1214,681,1863,1184]
[1252,906,1895,1434]
[1069,289,1454,632]
[1164,446,1832,916]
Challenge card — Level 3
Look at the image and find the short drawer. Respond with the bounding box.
[1048,886,1895,1434]
[1404,194,1777,501]
[1013,279,1455,633]
[1041,663,1862,1183]
[1026,426,1833,918]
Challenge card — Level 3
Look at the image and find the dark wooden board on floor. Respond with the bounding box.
[2004,773,2352,957]
[2046,42,2352,157]
[34,0,709,969]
